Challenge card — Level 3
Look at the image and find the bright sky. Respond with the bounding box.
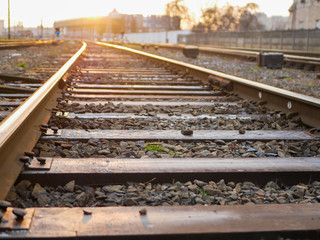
[0,0,293,28]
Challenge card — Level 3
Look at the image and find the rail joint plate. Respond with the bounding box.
[0,208,34,231]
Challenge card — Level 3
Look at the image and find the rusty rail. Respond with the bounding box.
[0,42,87,200]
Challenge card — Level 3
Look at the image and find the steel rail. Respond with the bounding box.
[203,45,320,58]
[199,46,320,64]
[0,42,87,200]
[133,42,320,65]
[98,42,320,128]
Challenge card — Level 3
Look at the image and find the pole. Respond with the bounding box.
[8,0,11,39]
[40,18,43,39]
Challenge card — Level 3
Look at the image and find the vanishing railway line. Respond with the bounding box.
[134,42,320,72]
[0,41,320,239]
[0,40,56,50]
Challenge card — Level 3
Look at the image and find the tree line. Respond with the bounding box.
[165,0,265,32]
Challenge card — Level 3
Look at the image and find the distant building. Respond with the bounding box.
[288,0,320,29]
[256,13,289,30]
[54,9,181,39]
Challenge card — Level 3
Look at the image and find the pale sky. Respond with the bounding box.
[0,0,293,28]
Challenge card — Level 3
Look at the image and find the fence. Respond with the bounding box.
[178,29,320,52]
[124,30,191,44]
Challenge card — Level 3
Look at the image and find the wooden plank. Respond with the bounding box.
[81,68,169,73]
[5,205,320,238]
[23,157,320,174]
[81,69,172,75]
[0,101,22,107]
[21,157,320,186]
[63,112,265,120]
[69,101,239,106]
[69,101,237,106]
[0,74,43,83]
[0,85,35,94]
[41,129,315,141]
[73,80,200,86]
[0,94,31,98]
[73,84,211,91]
[67,94,224,99]
[5,83,42,88]
[69,89,217,96]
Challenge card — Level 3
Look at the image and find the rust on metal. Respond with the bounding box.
[41,129,315,141]
[0,207,34,230]
[208,75,233,91]
[26,157,52,171]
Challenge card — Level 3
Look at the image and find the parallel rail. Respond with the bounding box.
[0,42,86,199]
[131,42,320,70]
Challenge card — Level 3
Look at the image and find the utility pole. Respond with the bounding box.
[40,18,43,39]
[8,0,11,39]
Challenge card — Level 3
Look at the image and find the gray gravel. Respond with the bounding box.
[56,100,260,114]
[130,45,320,98]
[7,179,320,208]
[0,41,82,80]
[34,139,320,158]
[49,115,306,131]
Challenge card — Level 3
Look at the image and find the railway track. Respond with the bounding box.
[0,41,81,122]
[133,42,320,72]
[0,40,57,50]
[0,41,320,239]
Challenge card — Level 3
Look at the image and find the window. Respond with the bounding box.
[301,0,305,3]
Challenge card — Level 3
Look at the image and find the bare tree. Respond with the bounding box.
[218,4,238,31]
[238,3,264,31]
[200,4,220,32]
[165,0,193,27]
[196,2,264,32]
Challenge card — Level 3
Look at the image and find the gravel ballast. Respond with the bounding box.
[7,179,320,208]
[0,41,82,80]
